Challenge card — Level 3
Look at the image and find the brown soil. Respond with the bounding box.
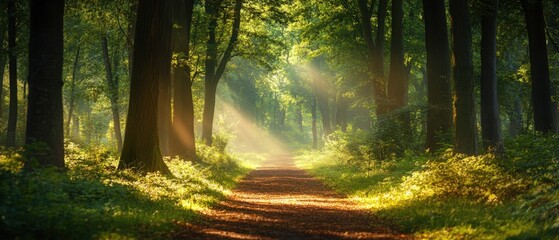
[173,154,410,239]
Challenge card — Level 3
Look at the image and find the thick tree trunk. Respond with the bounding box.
[6,0,17,147]
[0,1,6,119]
[158,44,172,155]
[480,0,504,153]
[102,36,123,152]
[170,0,196,157]
[521,0,555,133]
[423,0,453,152]
[26,0,65,168]
[65,45,80,137]
[118,0,172,174]
[449,0,478,155]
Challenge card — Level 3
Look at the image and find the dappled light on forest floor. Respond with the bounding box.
[173,155,408,239]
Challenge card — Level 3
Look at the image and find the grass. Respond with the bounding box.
[295,135,559,239]
[0,141,256,239]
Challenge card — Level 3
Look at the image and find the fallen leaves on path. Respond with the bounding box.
[173,155,410,239]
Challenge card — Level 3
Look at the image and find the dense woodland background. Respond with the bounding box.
[1,0,559,238]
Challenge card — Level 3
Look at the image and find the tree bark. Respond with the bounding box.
[480,0,504,153]
[521,0,555,133]
[449,0,478,155]
[25,0,65,168]
[170,0,196,158]
[311,94,317,149]
[102,36,123,152]
[202,0,242,146]
[65,45,80,137]
[387,0,406,112]
[158,34,172,156]
[0,0,6,120]
[357,0,388,117]
[6,0,17,147]
[118,0,172,174]
[335,92,348,132]
[423,0,453,152]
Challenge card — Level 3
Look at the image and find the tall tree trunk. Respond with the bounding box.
[387,0,406,112]
[0,0,6,120]
[118,0,172,174]
[508,94,523,137]
[311,94,317,149]
[296,104,303,133]
[314,76,331,136]
[102,36,123,152]
[202,0,242,146]
[449,0,478,155]
[521,0,555,133]
[158,40,172,156]
[423,0,453,152]
[480,0,504,153]
[335,92,348,132]
[6,0,17,147]
[26,0,65,168]
[65,45,80,137]
[170,0,196,158]
[357,0,388,117]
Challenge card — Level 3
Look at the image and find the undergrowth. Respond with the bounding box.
[0,141,253,239]
[297,132,559,239]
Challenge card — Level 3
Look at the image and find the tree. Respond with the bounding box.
[521,0,555,133]
[169,0,196,158]
[118,0,172,174]
[25,0,65,168]
[357,0,388,117]
[202,0,243,146]
[387,0,407,113]
[0,0,7,121]
[480,0,503,152]
[6,0,17,147]
[422,0,453,151]
[102,36,123,152]
[449,0,478,155]
[65,44,81,137]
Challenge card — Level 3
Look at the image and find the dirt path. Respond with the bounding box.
[174,155,409,239]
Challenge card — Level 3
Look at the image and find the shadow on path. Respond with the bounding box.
[174,154,409,239]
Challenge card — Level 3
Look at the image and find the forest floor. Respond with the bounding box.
[172,154,409,239]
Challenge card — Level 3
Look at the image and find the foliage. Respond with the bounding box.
[0,142,251,239]
[296,132,559,239]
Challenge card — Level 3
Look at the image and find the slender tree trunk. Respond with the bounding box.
[423,0,453,152]
[0,1,6,120]
[480,0,504,153]
[26,0,65,168]
[521,0,555,133]
[65,45,80,137]
[297,104,303,133]
[387,0,406,112]
[102,36,123,152]
[335,93,348,132]
[509,94,523,137]
[170,0,196,157]
[311,94,317,149]
[202,0,242,145]
[314,76,331,136]
[449,0,478,155]
[6,0,17,147]
[71,112,80,139]
[118,0,172,174]
[357,0,388,116]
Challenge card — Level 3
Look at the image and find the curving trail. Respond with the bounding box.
[174,154,409,239]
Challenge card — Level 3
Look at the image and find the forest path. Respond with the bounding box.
[173,154,408,239]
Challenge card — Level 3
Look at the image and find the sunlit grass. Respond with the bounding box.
[0,142,256,239]
[296,138,559,239]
